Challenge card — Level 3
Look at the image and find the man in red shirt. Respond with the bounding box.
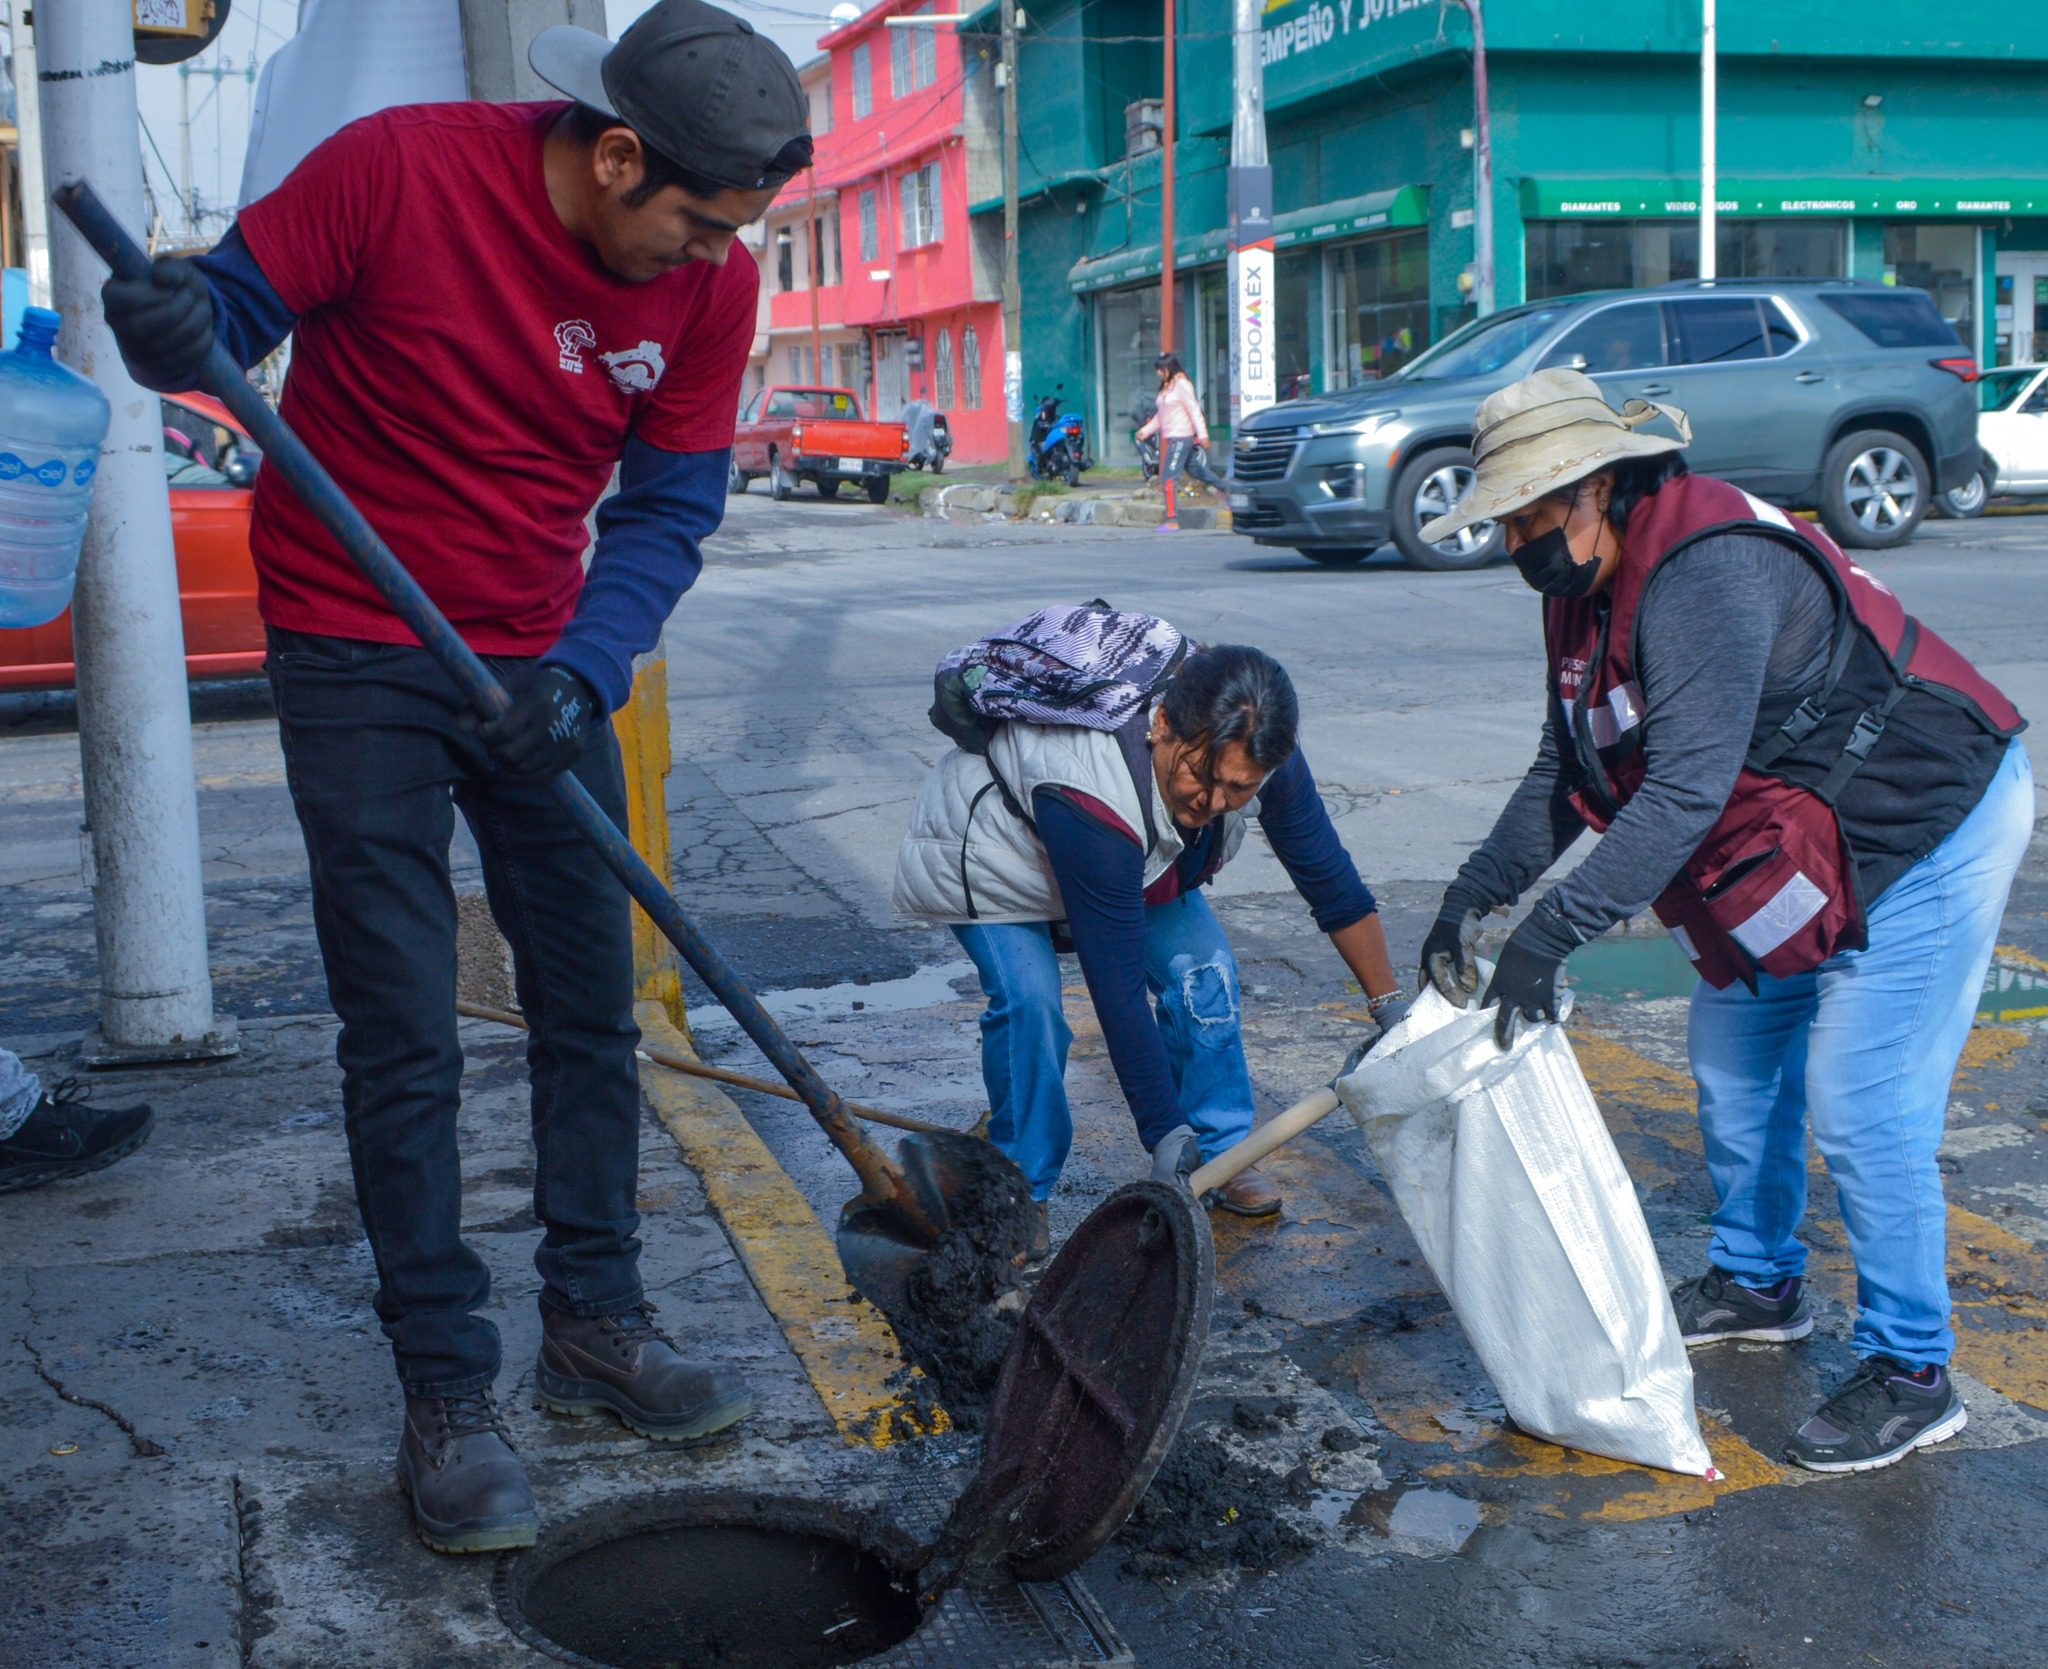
[101,1,809,1554]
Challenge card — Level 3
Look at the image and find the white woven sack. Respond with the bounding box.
[1335,976,1716,1476]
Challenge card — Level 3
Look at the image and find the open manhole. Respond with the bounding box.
[497,1493,925,1669]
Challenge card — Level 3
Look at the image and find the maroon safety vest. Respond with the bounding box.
[1545,474,2023,988]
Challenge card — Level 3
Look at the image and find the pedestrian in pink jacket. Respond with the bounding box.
[1138,354,1228,528]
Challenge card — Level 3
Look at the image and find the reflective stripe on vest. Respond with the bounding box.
[1727,868,1829,961]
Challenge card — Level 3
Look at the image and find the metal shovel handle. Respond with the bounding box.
[53,180,929,1230]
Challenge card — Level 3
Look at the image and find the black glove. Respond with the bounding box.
[1480,901,1580,1049]
[101,255,215,392]
[469,665,598,781]
[1420,886,1490,1004]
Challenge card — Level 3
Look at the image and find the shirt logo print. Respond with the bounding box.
[601,340,667,394]
[555,319,596,374]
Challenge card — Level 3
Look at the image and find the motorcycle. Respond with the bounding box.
[1027,387,1090,487]
[901,399,952,474]
[1133,405,1214,486]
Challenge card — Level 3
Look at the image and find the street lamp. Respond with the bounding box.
[1442,0,1493,317]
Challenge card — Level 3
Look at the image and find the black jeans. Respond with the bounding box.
[267,627,643,1395]
[1163,436,1228,489]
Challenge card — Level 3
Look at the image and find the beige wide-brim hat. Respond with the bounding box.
[1419,367,1693,544]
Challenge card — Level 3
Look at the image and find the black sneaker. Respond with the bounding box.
[0,1078,153,1194]
[1669,1268,1812,1346]
[1786,1357,1967,1474]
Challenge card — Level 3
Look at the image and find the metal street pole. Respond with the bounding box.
[8,5,50,302]
[1700,0,1717,281]
[38,0,232,1063]
[1159,0,1176,353]
[1447,0,1492,316]
[179,64,194,235]
[1227,0,1272,426]
[1001,0,1025,481]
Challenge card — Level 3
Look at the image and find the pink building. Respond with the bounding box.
[762,3,1006,463]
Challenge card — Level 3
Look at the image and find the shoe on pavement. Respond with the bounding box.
[1785,1356,1966,1474]
[1670,1268,1812,1346]
[1021,1199,1051,1266]
[0,1078,152,1194]
[536,1302,752,1442]
[1207,1166,1282,1218]
[396,1389,538,1554]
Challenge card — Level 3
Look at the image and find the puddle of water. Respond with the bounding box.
[1342,1486,1480,1553]
[1569,935,2048,1022]
[688,960,978,1033]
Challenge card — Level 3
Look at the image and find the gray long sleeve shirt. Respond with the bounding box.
[1458,533,1838,940]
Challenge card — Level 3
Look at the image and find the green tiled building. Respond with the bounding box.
[966,0,2048,462]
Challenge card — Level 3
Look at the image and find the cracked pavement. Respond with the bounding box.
[1,494,2045,1665]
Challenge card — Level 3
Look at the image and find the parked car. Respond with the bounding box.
[729,384,909,504]
[1937,362,2048,517]
[0,392,263,692]
[1229,278,1982,569]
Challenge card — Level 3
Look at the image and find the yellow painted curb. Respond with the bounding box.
[636,1002,945,1447]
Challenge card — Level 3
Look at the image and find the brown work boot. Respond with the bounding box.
[1207,1166,1283,1218]
[396,1389,538,1555]
[536,1302,752,1442]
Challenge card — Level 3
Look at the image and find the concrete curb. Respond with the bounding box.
[635,1002,939,1447]
[919,481,1232,531]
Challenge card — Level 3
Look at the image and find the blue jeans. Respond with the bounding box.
[953,892,1257,1198]
[1688,739,2033,1366]
[268,629,645,1396]
[0,1046,39,1139]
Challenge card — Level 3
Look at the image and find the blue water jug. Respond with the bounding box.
[0,306,112,627]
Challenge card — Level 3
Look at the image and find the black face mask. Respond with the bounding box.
[1510,522,1601,599]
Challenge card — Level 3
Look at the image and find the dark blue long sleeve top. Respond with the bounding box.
[194,228,719,713]
[1033,747,1376,1149]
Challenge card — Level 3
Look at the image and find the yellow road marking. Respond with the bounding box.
[1995,943,2048,978]
[636,1003,941,1447]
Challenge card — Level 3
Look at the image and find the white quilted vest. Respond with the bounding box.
[892,718,1248,925]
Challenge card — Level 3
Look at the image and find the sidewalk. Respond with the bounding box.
[916,472,1233,532]
[0,1010,881,1666]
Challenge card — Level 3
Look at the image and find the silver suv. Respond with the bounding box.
[1229,279,1982,569]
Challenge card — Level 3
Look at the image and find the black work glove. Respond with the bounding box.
[1420,884,1491,1004]
[101,255,215,392]
[1480,899,1580,1049]
[467,665,598,781]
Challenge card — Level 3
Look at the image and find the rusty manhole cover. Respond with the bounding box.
[970,1179,1214,1582]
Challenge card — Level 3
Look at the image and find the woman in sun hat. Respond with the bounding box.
[1414,367,2029,1477]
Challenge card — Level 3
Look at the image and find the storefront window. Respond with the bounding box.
[1097,283,1161,466]
[1526,219,1845,297]
[1885,224,1977,352]
[1327,231,1430,386]
[1275,252,1311,401]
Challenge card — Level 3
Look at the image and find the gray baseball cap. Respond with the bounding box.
[530,0,812,192]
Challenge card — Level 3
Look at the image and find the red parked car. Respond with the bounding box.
[0,391,265,691]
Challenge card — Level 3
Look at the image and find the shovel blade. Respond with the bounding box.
[836,1129,1034,1320]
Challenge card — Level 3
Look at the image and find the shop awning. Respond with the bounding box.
[1271,184,1430,249]
[1066,184,1430,294]
[1067,227,1232,294]
[1522,177,2048,219]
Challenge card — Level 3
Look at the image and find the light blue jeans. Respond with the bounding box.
[1688,739,2033,1366]
[0,1046,40,1140]
[953,891,1258,1199]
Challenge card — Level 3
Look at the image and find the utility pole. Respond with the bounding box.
[1159,0,1176,353]
[459,0,605,99]
[9,3,49,302]
[178,62,193,235]
[806,166,824,382]
[1699,0,1717,281]
[1226,0,1272,426]
[1446,0,1492,316]
[1001,0,1025,481]
[39,0,233,1064]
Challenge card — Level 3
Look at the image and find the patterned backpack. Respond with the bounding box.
[928,601,1189,755]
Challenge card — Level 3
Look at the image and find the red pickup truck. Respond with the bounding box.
[729,385,908,504]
